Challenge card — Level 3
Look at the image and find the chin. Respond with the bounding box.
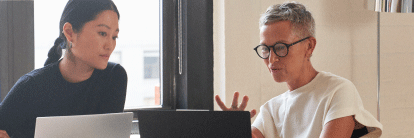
[273,79,285,83]
[95,63,108,70]
[272,76,286,83]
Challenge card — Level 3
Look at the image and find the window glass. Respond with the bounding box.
[34,0,161,109]
[144,56,159,79]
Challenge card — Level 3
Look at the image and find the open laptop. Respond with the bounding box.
[34,112,133,138]
[137,110,251,138]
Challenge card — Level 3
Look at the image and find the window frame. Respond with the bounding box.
[0,0,213,117]
[161,0,213,110]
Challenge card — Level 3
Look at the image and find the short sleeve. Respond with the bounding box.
[324,80,383,137]
[252,102,280,138]
[324,80,360,124]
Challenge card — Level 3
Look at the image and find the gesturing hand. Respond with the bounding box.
[215,92,257,118]
[0,130,10,138]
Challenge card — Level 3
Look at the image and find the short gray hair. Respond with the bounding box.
[259,2,315,38]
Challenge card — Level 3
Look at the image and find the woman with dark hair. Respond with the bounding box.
[0,0,127,137]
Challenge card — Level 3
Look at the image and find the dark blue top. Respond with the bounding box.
[0,61,128,138]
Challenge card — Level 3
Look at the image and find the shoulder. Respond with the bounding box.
[25,60,60,80]
[15,62,58,85]
[106,62,123,70]
[4,71,46,102]
[9,63,61,95]
[104,62,127,75]
[317,71,356,93]
[319,71,353,84]
[97,62,127,83]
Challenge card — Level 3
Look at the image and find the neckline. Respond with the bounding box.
[55,60,97,85]
[288,71,324,96]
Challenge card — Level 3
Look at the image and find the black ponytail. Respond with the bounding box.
[44,37,65,66]
[43,0,120,66]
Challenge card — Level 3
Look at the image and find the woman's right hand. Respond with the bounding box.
[216,92,262,138]
[215,91,257,118]
[0,130,10,138]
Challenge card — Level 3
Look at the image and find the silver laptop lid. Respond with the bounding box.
[34,112,133,138]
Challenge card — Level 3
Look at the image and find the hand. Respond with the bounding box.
[0,130,10,138]
[215,92,257,118]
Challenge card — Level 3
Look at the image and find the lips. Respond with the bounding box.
[100,54,110,60]
[269,66,282,73]
[271,68,281,73]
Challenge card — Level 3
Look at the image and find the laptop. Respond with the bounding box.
[137,110,251,138]
[34,112,133,138]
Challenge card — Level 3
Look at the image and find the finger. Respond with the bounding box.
[250,109,257,118]
[238,95,249,110]
[0,130,10,138]
[231,92,240,108]
[215,95,229,110]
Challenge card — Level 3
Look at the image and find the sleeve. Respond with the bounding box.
[252,102,280,138]
[103,63,128,113]
[0,75,37,138]
[324,80,383,137]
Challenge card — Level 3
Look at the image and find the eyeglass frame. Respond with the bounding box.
[253,36,311,59]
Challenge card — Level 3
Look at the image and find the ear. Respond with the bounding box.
[305,36,316,59]
[62,22,75,42]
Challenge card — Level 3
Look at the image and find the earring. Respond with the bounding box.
[68,42,72,49]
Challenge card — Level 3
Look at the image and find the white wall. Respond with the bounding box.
[214,0,414,137]
[379,13,414,137]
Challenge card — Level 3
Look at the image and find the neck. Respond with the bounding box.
[287,63,318,91]
[59,57,94,83]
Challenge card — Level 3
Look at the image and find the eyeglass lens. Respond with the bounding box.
[256,44,288,58]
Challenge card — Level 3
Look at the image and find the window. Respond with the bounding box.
[144,56,159,79]
[1,0,213,113]
[34,0,161,109]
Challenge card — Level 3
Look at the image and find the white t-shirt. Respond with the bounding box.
[252,71,383,138]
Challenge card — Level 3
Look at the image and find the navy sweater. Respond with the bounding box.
[0,61,127,138]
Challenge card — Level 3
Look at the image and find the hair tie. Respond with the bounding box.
[44,37,64,66]
[57,37,66,49]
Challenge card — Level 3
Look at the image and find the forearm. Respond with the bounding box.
[252,126,265,138]
[319,116,355,138]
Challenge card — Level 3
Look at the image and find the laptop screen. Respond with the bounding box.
[137,110,251,138]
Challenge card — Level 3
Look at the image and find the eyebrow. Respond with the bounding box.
[260,40,288,46]
[97,24,119,32]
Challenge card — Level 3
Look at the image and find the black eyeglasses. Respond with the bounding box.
[254,36,310,59]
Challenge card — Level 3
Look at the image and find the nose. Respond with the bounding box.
[104,38,116,51]
[268,48,280,64]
